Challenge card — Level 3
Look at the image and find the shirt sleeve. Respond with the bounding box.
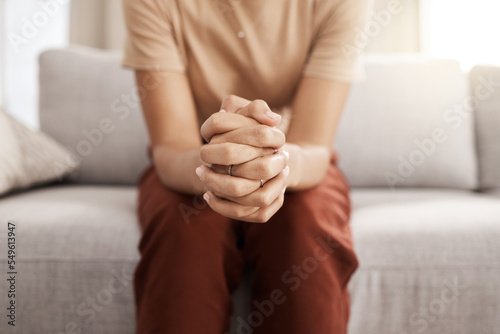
[122,0,185,72]
[303,0,372,82]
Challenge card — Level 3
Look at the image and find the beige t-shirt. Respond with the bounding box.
[122,0,370,120]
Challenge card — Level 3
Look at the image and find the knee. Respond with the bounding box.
[282,161,352,228]
[275,184,350,237]
[315,232,359,287]
[285,190,357,282]
[136,188,237,260]
[248,185,357,273]
[136,167,216,253]
[137,166,211,228]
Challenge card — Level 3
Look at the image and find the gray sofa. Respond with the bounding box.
[1,47,499,334]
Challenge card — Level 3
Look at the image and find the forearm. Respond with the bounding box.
[284,143,331,191]
[152,138,331,194]
[152,144,206,195]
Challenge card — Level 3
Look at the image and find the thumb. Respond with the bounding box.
[235,99,281,127]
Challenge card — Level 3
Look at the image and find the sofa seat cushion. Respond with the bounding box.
[348,189,500,334]
[1,186,499,334]
[0,185,140,333]
[5,186,497,268]
[350,189,500,267]
[0,184,140,262]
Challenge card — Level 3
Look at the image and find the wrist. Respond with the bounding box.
[282,143,302,189]
[152,144,206,195]
[282,142,331,191]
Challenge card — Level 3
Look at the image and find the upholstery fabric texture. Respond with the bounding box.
[335,56,478,190]
[39,47,149,185]
[1,186,499,333]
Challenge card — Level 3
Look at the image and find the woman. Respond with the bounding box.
[122,0,369,333]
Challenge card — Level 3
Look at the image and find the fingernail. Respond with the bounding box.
[284,166,290,176]
[282,186,287,194]
[203,192,210,201]
[219,109,227,113]
[282,150,290,161]
[265,110,281,121]
[195,166,203,177]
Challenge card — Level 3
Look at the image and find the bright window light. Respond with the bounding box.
[421,0,500,70]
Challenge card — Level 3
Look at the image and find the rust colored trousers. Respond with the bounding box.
[135,152,358,334]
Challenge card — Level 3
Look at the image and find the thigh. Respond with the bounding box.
[137,165,205,230]
[243,152,358,288]
[137,164,242,255]
[135,165,245,334]
[239,153,358,333]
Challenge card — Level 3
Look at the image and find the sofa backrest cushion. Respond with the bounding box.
[39,48,479,189]
[469,66,500,190]
[39,46,149,185]
[335,56,478,189]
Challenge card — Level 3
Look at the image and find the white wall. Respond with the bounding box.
[419,0,500,70]
[70,0,125,50]
[3,0,71,128]
[365,0,420,53]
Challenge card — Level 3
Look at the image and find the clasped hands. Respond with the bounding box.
[196,96,289,223]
